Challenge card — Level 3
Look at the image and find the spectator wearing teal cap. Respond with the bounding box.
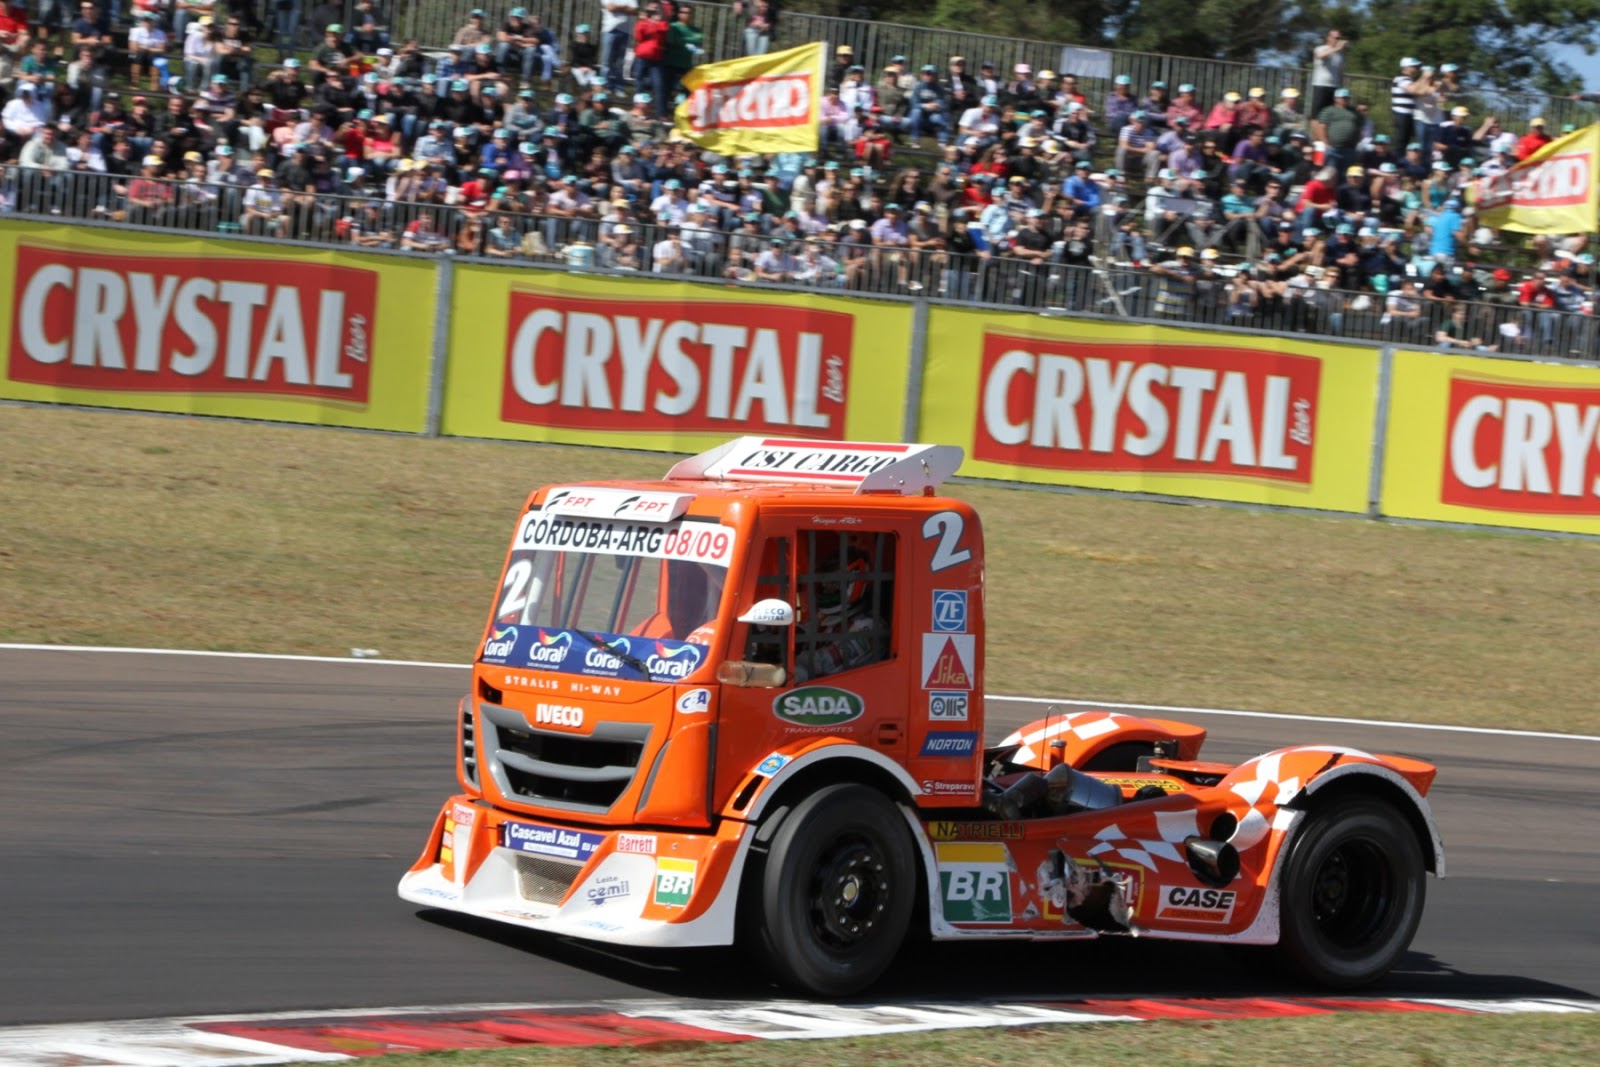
[570,23,601,87]
[499,8,559,84]
[1104,73,1136,135]
[311,23,354,81]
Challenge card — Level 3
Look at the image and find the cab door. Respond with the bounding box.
[713,509,911,810]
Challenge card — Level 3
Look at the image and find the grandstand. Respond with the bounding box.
[1,0,1596,357]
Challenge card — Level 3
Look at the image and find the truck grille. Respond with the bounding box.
[515,856,582,905]
[480,703,652,814]
[461,700,479,789]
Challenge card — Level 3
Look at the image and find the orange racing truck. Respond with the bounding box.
[400,437,1443,996]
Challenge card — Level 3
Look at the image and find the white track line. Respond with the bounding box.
[1,643,1594,742]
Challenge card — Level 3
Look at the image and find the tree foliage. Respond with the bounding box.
[794,0,1599,94]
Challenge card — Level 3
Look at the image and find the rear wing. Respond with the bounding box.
[667,437,964,495]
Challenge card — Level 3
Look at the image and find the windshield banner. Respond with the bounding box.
[481,625,707,680]
[514,511,736,566]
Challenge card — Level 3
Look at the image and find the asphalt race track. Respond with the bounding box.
[2,647,1596,1027]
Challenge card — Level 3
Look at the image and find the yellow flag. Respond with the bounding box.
[673,41,824,155]
[1468,123,1600,234]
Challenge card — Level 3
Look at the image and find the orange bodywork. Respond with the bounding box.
[399,438,1441,954]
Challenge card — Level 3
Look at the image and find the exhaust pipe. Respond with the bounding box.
[1184,835,1240,888]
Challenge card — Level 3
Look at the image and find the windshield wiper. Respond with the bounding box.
[575,629,654,679]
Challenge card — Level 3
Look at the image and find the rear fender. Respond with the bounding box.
[1291,762,1446,877]
[998,711,1208,770]
[1222,745,1445,877]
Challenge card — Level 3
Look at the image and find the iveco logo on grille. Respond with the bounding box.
[534,703,584,727]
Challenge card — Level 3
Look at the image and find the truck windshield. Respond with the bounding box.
[480,514,731,682]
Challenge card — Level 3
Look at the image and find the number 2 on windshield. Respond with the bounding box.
[497,559,533,620]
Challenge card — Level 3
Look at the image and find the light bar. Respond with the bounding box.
[541,486,694,522]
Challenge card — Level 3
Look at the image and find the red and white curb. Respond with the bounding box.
[1,997,1595,1066]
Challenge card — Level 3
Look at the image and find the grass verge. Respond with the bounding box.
[3,404,1598,735]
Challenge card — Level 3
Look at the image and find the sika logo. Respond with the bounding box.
[527,629,574,666]
[645,641,703,679]
[481,626,518,663]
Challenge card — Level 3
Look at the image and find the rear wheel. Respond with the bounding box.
[1274,799,1425,988]
[754,783,916,997]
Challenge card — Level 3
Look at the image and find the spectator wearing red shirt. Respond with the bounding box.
[633,3,669,117]
[1236,87,1271,132]
[1515,117,1553,161]
[1294,164,1337,232]
[1167,84,1202,128]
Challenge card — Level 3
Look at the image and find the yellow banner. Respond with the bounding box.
[0,221,436,432]
[919,307,1379,513]
[1381,347,1600,535]
[672,41,823,155]
[1468,123,1600,235]
[442,266,912,451]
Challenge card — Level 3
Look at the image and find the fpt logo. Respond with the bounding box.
[528,629,573,666]
[646,641,704,679]
[653,857,696,907]
[481,626,518,664]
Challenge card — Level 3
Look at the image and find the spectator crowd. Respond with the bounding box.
[1,2,1597,355]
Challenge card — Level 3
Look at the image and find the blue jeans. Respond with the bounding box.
[604,28,630,89]
[909,108,947,146]
[498,43,558,82]
[273,2,301,60]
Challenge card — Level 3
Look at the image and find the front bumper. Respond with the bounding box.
[397,795,751,948]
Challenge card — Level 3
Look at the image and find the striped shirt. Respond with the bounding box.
[1390,75,1416,116]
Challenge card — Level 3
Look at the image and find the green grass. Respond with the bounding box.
[290,1013,1600,1067]
[3,403,1599,736]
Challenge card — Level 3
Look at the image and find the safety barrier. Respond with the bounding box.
[3,166,1586,363]
[5,213,1600,537]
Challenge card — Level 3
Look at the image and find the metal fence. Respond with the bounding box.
[380,0,1589,133]
[4,162,1590,359]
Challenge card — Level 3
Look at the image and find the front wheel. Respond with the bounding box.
[754,783,917,997]
[1274,798,1426,988]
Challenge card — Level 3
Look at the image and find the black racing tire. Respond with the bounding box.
[1274,798,1426,988]
[754,783,917,997]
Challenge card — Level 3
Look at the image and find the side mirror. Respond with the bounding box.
[737,598,795,626]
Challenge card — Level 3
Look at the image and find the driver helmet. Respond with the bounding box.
[812,540,873,627]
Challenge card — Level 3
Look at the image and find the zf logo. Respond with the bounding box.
[932,589,968,633]
[929,690,969,722]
